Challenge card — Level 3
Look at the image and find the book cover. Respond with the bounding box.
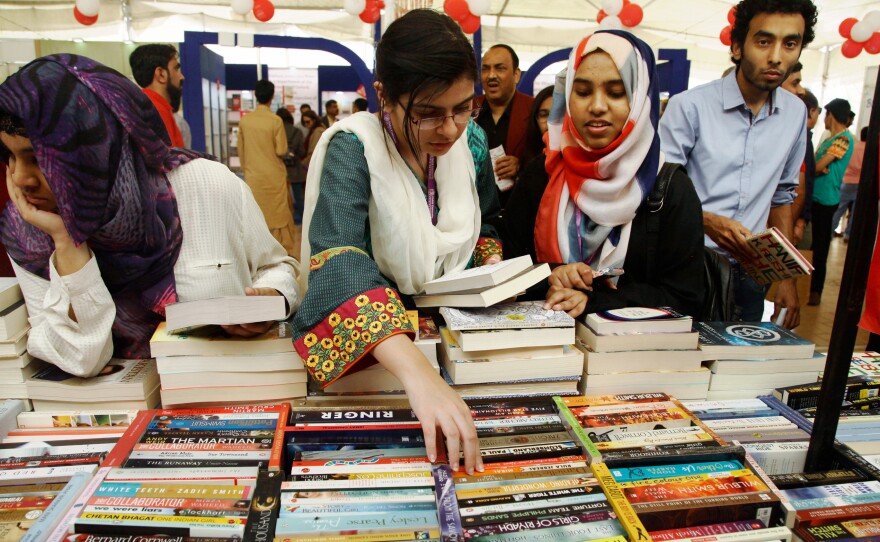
[149,321,296,357]
[241,470,282,542]
[439,301,575,331]
[422,255,533,295]
[26,359,159,401]
[741,227,813,286]
[414,264,551,308]
[697,322,815,359]
[586,307,692,335]
[459,500,612,528]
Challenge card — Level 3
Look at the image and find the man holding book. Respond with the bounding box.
[659,0,817,328]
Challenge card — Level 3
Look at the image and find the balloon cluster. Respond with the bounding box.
[443,0,491,34]
[73,0,100,26]
[839,11,880,58]
[231,0,275,22]
[719,6,736,46]
[596,0,644,29]
[343,0,385,24]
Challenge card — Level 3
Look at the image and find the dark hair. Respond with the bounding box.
[522,85,554,165]
[730,0,817,65]
[325,99,338,108]
[255,80,274,104]
[861,126,869,142]
[792,61,803,73]
[301,110,321,135]
[800,89,818,112]
[300,103,311,112]
[487,44,520,71]
[353,98,369,112]
[0,112,26,164]
[276,107,294,125]
[129,44,178,88]
[375,9,477,174]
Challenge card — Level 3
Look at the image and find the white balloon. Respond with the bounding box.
[851,20,874,43]
[467,0,491,17]
[75,0,100,18]
[601,0,624,16]
[230,0,253,15]
[343,0,366,16]
[864,10,880,31]
[599,14,623,29]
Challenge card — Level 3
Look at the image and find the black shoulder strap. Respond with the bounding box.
[645,163,681,278]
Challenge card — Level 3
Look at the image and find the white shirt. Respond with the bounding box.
[11,158,299,377]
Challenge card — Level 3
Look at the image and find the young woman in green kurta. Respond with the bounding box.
[292,9,502,474]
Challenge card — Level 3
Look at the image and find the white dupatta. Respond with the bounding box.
[298,112,481,299]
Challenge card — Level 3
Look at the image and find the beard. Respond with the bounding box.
[167,81,182,112]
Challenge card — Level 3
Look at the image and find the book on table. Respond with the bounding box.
[414,262,551,308]
[0,300,28,341]
[439,300,575,330]
[696,322,815,360]
[149,320,295,357]
[422,255,534,295]
[163,294,287,333]
[584,307,693,335]
[576,322,700,352]
[448,325,575,352]
[0,327,28,358]
[0,278,22,313]
[25,358,159,404]
[741,227,813,286]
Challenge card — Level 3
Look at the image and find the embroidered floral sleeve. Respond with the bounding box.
[473,237,503,266]
[295,285,414,385]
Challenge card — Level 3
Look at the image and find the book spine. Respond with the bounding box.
[770,470,864,489]
[463,512,617,538]
[0,464,96,485]
[457,484,604,509]
[73,516,244,538]
[154,406,287,417]
[649,520,767,541]
[552,396,601,463]
[432,463,463,542]
[610,460,745,483]
[618,469,754,488]
[133,441,272,450]
[273,532,441,542]
[82,505,247,518]
[478,423,567,437]
[795,519,880,542]
[460,500,613,528]
[93,483,253,500]
[478,442,581,462]
[470,403,558,419]
[0,454,104,469]
[99,409,156,468]
[289,470,430,482]
[468,520,626,542]
[631,492,780,533]
[457,493,606,517]
[241,469,282,542]
[142,429,275,439]
[479,431,573,449]
[149,420,278,431]
[831,442,880,482]
[88,496,249,510]
[123,458,266,469]
[103,465,258,481]
[455,478,595,500]
[280,502,436,515]
[19,470,91,542]
[454,466,593,486]
[291,408,417,424]
[126,450,271,461]
[591,462,651,542]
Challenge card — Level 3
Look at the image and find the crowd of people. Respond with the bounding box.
[0,0,876,473]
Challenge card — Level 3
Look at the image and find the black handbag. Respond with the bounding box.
[646,163,736,322]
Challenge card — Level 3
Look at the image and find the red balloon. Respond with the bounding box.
[73,6,98,25]
[597,10,607,23]
[619,3,643,27]
[252,0,274,21]
[865,32,880,55]
[839,17,858,39]
[459,13,481,34]
[444,0,471,22]
[727,6,736,25]
[841,39,863,58]
[720,25,732,46]
[359,5,380,23]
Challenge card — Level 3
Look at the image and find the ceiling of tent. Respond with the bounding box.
[0,0,876,53]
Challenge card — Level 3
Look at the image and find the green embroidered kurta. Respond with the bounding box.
[292,121,502,385]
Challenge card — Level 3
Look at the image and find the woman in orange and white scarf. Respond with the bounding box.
[503,30,705,319]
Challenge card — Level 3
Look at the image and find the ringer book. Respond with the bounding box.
[741,227,813,286]
[414,264,551,308]
[164,295,287,333]
[585,307,692,335]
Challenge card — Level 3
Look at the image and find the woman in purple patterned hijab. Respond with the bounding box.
[0,54,298,375]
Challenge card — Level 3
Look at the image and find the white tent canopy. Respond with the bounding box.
[0,0,877,117]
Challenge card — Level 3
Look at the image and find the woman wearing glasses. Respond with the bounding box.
[292,9,501,475]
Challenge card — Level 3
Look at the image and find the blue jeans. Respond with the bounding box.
[290,183,305,225]
[832,184,858,239]
[732,263,769,322]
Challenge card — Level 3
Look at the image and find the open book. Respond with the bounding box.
[741,227,813,286]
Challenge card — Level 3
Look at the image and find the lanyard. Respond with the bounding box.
[382,112,438,225]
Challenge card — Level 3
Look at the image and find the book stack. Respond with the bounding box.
[64,466,281,540]
[282,399,649,541]
[3,409,138,447]
[305,313,442,404]
[25,359,159,411]
[0,279,34,401]
[556,393,726,463]
[575,307,710,400]
[602,445,787,534]
[437,301,582,400]
[150,321,307,407]
[697,322,817,400]
[780,481,880,541]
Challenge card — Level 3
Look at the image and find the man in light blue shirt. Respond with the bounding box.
[659,0,817,329]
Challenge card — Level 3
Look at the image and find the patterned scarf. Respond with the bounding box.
[0,54,202,358]
[534,30,661,269]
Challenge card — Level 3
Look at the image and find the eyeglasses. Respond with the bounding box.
[410,108,479,130]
